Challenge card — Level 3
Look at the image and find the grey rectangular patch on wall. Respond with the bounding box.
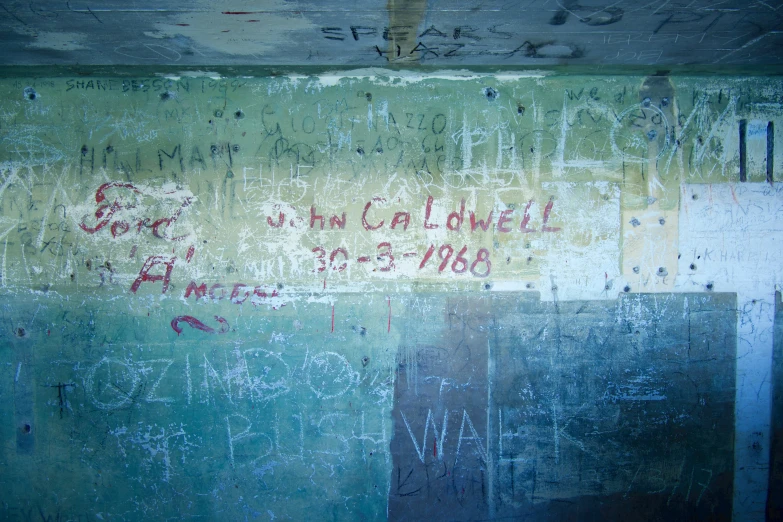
[389,293,736,521]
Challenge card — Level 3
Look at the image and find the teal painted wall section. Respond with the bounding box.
[0,71,781,520]
[2,295,394,521]
[1,291,738,521]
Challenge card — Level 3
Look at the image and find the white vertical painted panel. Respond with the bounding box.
[677,182,783,521]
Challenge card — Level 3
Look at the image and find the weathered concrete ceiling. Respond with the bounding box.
[1,0,782,68]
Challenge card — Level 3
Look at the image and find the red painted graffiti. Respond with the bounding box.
[313,242,395,273]
[130,255,176,294]
[79,181,193,240]
[419,244,492,277]
[261,196,561,235]
[170,315,229,335]
[183,280,280,305]
[362,198,386,231]
[541,198,562,232]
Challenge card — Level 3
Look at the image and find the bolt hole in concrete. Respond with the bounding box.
[23,424,31,434]
[483,87,498,100]
[352,326,367,336]
[23,86,36,100]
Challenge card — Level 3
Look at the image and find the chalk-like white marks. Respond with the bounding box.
[623,463,643,499]
[201,353,232,405]
[610,102,670,163]
[273,410,305,462]
[306,351,357,399]
[454,409,488,468]
[553,400,559,465]
[80,349,364,410]
[401,409,448,463]
[497,407,532,463]
[85,357,140,410]
[225,414,276,469]
[141,359,174,403]
[110,423,197,482]
[185,354,192,405]
[242,349,291,402]
[1,238,6,288]
[677,183,783,517]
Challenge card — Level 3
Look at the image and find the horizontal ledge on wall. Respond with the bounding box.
[2,64,783,79]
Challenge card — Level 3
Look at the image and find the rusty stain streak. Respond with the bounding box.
[386,0,427,63]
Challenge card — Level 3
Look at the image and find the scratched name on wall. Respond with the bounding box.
[2,74,777,305]
[0,72,781,520]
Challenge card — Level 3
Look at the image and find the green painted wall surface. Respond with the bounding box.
[0,71,780,520]
[0,73,778,297]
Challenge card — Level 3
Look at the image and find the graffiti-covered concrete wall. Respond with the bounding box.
[0,71,781,521]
